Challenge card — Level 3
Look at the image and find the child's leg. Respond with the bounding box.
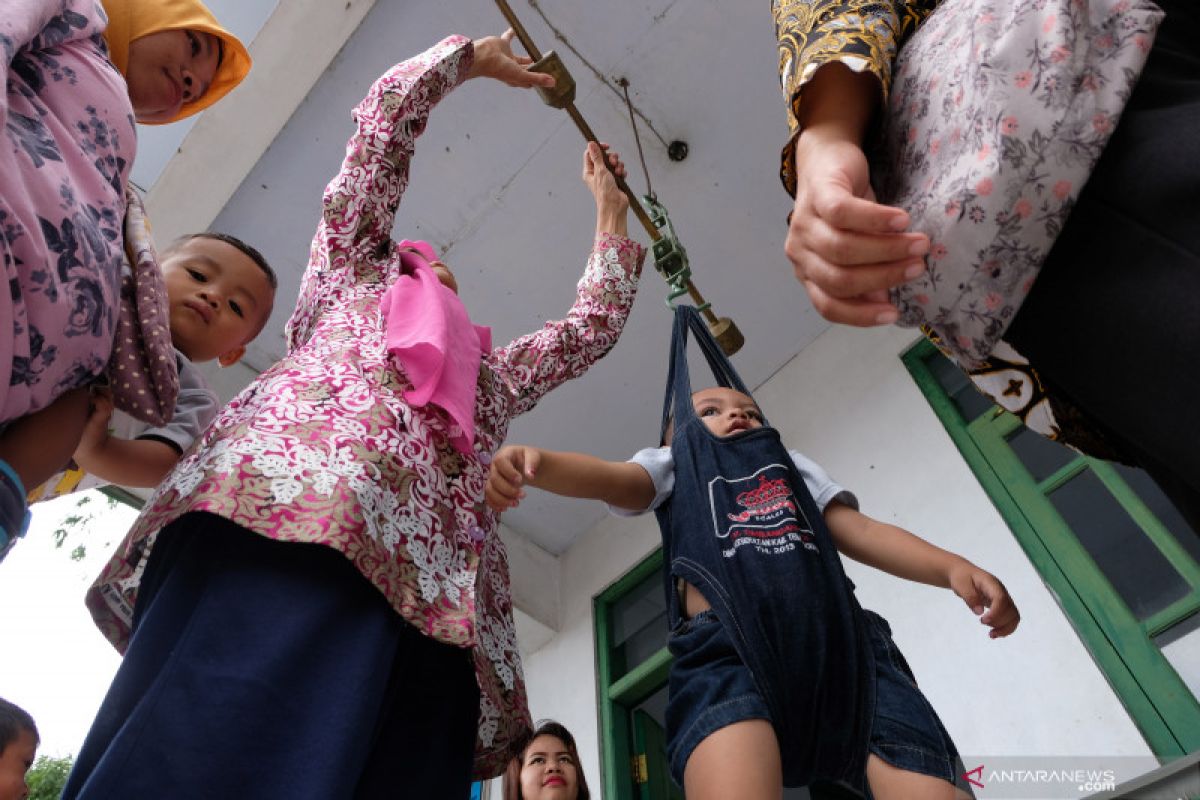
[666,604,781,798]
[863,609,973,800]
[867,754,971,800]
[684,719,783,800]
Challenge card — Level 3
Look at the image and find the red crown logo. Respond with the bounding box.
[736,475,791,508]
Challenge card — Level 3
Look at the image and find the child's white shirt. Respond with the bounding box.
[609,445,858,516]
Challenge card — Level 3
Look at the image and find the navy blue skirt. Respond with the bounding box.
[64,512,481,800]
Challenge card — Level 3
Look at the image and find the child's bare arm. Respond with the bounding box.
[825,502,1021,638]
[71,392,179,489]
[485,445,656,513]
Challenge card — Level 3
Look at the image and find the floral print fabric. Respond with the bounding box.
[869,0,1163,368]
[773,0,1166,454]
[1,0,135,423]
[86,36,646,778]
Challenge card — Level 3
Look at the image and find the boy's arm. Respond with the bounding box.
[73,379,218,489]
[74,437,179,489]
[72,394,180,488]
[825,502,1021,637]
[485,445,656,513]
[286,36,475,351]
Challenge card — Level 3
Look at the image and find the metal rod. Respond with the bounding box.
[493,1,659,239]
[562,106,660,240]
[494,0,543,61]
[492,0,730,341]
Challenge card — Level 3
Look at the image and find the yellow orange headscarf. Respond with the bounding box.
[100,0,252,124]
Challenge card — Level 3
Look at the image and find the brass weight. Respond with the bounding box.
[708,316,745,356]
[529,51,576,109]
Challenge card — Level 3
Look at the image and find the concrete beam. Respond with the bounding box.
[144,0,379,242]
[498,523,560,636]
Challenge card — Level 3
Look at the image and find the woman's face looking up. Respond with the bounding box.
[519,734,579,800]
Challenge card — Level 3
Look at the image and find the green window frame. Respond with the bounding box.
[903,338,1200,755]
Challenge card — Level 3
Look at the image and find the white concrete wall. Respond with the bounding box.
[516,323,1153,794]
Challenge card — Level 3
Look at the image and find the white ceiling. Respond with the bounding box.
[148,0,832,555]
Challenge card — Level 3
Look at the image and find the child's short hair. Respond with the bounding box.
[0,698,38,751]
[166,232,278,291]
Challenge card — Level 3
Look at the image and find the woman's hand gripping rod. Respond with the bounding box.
[492,0,744,355]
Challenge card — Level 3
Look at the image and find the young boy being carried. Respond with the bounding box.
[486,307,1020,800]
[27,234,276,501]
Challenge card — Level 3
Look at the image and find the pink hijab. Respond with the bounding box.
[381,241,491,455]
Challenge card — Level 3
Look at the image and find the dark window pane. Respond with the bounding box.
[925,352,993,422]
[1006,426,1077,483]
[633,683,669,728]
[611,572,667,677]
[1114,463,1200,563]
[1049,470,1190,621]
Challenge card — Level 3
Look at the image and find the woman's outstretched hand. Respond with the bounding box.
[583,142,630,237]
[467,30,555,90]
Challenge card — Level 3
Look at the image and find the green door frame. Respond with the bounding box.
[595,549,673,800]
[902,339,1200,755]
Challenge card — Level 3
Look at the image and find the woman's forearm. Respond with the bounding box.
[794,61,881,147]
[595,206,628,237]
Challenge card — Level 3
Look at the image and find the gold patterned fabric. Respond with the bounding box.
[774,0,939,195]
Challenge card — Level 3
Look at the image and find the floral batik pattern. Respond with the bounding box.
[870,0,1162,368]
[1,0,135,422]
[86,36,646,779]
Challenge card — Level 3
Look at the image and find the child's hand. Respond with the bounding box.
[74,388,114,462]
[948,562,1021,639]
[584,142,630,236]
[467,30,556,90]
[485,445,542,512]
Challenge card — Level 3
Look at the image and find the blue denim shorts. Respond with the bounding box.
[664,607,964,793]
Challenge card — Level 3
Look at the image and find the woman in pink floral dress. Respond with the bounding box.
[68,32,646,799]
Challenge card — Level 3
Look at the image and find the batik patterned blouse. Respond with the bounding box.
[86,36,646,777]
[1,0,134,423]
[773,0,938,195]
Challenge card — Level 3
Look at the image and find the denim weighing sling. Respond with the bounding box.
[656,306,875,788]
